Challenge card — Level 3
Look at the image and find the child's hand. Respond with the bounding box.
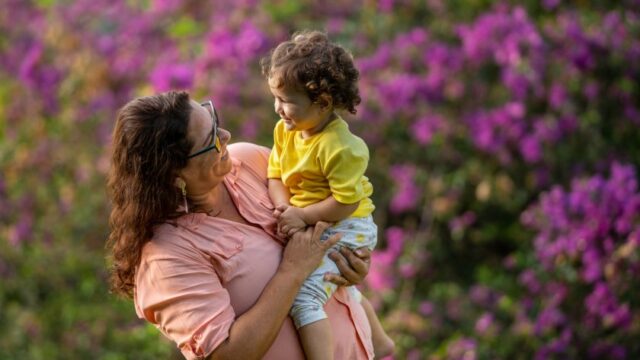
[276,205,308,237]
[273,203,288,219]
[274,204,289,238]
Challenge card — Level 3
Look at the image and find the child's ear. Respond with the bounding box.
[317,93,333,111]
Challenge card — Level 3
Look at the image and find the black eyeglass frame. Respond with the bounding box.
[187,100,221,158]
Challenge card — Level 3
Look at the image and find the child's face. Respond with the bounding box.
[268,76,331,135]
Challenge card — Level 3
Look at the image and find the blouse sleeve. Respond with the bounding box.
[135,241,235,360]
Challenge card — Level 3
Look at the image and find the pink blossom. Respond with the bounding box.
[475,312,494,334]
[411,115,443,145]
[418,301,434,316]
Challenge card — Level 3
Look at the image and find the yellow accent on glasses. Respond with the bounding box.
[187,100,221,158]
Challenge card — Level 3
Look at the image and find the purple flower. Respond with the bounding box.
[356,44,391,74]
[389,165,421,214]
[398,263,417,278]
[542,0,561,10]
[151,0,182,12]
[519,269,541,294]
[379,0,394,12]
[418,301,434,316]
[534,306,566,335]
[368,251,397,292]
[585,283,632,329]
[548,83,567,110]
[411,115,444,145]
[8,214,33,247]
[150,62,194,92]
[520,135,542,163]
[449,211,477,233]
[239,118,259,141]
[475,312,494,334]
[446,337,477,360]
[589,342,628,360]
[378,74,424,114]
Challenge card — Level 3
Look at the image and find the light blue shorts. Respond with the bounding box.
[290,216,377,329]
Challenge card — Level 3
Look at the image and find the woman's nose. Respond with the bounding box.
[218,128,231,144]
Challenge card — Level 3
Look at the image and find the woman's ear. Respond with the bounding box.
[174,177,186,190]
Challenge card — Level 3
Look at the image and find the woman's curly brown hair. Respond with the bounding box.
[261,30,361,114]
[106,91,193,297]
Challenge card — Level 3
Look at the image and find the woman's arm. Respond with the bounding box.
[207,223,340,360]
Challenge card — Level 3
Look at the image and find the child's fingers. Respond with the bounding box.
[282,224,295,235]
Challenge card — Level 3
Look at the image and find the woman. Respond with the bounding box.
[107,91,374,359]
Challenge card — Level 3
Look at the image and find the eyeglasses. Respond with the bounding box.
[187,100,222,158]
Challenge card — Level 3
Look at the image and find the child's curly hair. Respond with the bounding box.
[261,30,361,114]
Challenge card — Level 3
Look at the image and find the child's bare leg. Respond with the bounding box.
[299,319,333,360]
[361,297,395,359]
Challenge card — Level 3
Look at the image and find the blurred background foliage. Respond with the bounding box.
[1,0,639,359]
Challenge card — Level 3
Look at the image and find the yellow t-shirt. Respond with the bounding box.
[267,117,374,217]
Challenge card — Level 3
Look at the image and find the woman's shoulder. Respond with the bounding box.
[229,142,271,177]
[140,222,191,261]
[229,142,270,164]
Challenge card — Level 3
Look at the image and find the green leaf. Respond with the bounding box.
[169,16,202,38]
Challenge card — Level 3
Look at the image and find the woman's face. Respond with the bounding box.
[180,99,232,195]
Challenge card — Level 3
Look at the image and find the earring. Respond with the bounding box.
[175,178,189,213]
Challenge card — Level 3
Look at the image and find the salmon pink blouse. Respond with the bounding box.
[134,142,373,359]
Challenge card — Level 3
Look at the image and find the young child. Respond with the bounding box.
[261,30,394,360]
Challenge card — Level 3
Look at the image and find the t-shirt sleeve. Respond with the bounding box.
[267,121,284,179]
[321,140,370,205]
[134,243,235,360]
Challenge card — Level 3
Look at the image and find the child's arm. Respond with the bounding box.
[277,196,359,236]
[301,196,358,224]
[268,178,291,210]
[268,179,293,237]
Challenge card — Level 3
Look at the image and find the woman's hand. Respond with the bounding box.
[280,222,341,281]
[324,247,371,286]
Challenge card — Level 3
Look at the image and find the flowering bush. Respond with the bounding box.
[519,163,640,359]
[1,0,638,358]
